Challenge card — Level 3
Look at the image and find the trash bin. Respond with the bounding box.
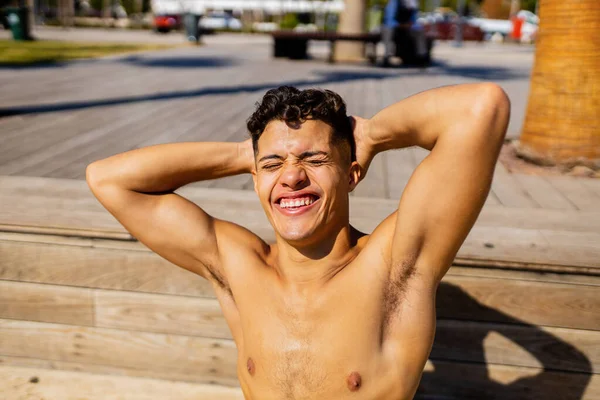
[5,7,32,41]
[183,13,201,43]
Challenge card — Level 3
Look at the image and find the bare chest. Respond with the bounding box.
[231,277,401,399]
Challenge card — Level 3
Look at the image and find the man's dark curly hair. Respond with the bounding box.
[247,86,355,163]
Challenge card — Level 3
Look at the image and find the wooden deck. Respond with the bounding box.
[0,32,594,212]
[1,30,598,399]
[0,176,598,399]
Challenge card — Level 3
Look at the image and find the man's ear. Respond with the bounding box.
[252,169,258,194]
[348,161,361,192]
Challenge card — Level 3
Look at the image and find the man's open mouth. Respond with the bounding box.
[275,194,320,212]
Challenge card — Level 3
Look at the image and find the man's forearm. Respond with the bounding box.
[86,141,254,193]
[367,83,508,153]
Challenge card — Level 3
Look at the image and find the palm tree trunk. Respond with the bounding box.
[518,0,600,167]
[333,0,366,62]
[481,0,511,19]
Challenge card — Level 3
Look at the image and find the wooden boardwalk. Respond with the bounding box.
[1,31,596,213]
[1,29,599,399]
[0,175,598,399]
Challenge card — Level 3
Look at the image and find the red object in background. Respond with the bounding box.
[511,16,524,40]
[154,15,181,32]
[424,21,485,42]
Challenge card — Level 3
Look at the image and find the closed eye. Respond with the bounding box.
[262,163,282,170]
[307,159,327,165]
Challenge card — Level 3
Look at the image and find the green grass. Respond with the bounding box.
[0,39,182,65]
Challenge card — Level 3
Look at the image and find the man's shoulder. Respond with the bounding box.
[214,218,270,255]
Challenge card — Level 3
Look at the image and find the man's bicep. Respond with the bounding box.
[92,185,220,277]
[392,136,499,281]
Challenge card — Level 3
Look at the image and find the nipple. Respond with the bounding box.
[247,358,256,376]
[346,371,362,392]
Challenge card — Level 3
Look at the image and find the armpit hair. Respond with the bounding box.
[204,261,233,297]
[382,257,418,333]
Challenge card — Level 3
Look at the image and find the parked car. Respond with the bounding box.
[199,12,242,33]
[154,14,181,33]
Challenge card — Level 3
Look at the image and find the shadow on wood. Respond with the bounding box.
[418,282,593,399]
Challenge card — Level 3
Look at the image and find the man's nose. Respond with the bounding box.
[280,164,308,189]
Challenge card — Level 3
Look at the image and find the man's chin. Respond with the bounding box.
[274,225,321,246]
[277,230,316,244]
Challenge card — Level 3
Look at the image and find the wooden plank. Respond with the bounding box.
[0,194,132,240]
[136,95,246,148]
[0,316,597,390]
[0,110,82,146]
[0,231,144,251]
[545,176,600,212]
[581,177,600,198]
[355,214,600,271]
[491,167,539,208]
[363,78,381,119]
[4,359,593,400]
[484,189,501,206]
[0,98,180,176]
[44,93,238,179]
[349,196,600,233]
[0,224,132,241]
[438,277,600,331]
[448,265,600,287]
[0,281,94,326]
[432,320,598,374]
[0,109,100,160]
[0,101,159,175]
[0,319,239,386]
[0,175,94,199]
[476,205,600,233]
[0,364,244,400]
[94,289,231,339]
[457,226,600,271]
[411,146,430,167]
[418,359,599,400]
[384,148,414,200]
[1,236,599,328]
[2,176,599,272]
[0,241,215,297]
[0,176,274,240]
[353,152,388,198]
[2,271,598,339]
[512,173,575,210]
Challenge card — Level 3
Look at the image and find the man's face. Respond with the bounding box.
[252,120,359,245]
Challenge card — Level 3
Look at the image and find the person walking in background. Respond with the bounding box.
[382,0,428,66]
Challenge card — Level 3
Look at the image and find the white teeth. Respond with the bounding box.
[279,196,315,209]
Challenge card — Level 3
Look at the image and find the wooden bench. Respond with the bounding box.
[1,176,599,399]
[271,30,381,64]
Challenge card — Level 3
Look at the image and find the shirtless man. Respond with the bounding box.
[86,83,509,399]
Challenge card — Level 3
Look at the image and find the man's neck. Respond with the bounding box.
[272,224,363,290]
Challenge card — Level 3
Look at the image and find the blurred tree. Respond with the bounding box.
[441,0,485,12]
[121,0,133,15]
[480,0,510,18]
[333,0,366,61]
[280,13,299,29]
[518,0,600,166]
[520,0,537,12]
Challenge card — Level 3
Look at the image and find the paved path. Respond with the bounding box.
[1,27,598,212]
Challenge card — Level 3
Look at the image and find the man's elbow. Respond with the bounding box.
[471,83,511,143]
[86,161,110,195]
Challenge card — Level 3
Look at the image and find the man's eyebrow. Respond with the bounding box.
[258,151,329,163]
[258,154,284,163]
